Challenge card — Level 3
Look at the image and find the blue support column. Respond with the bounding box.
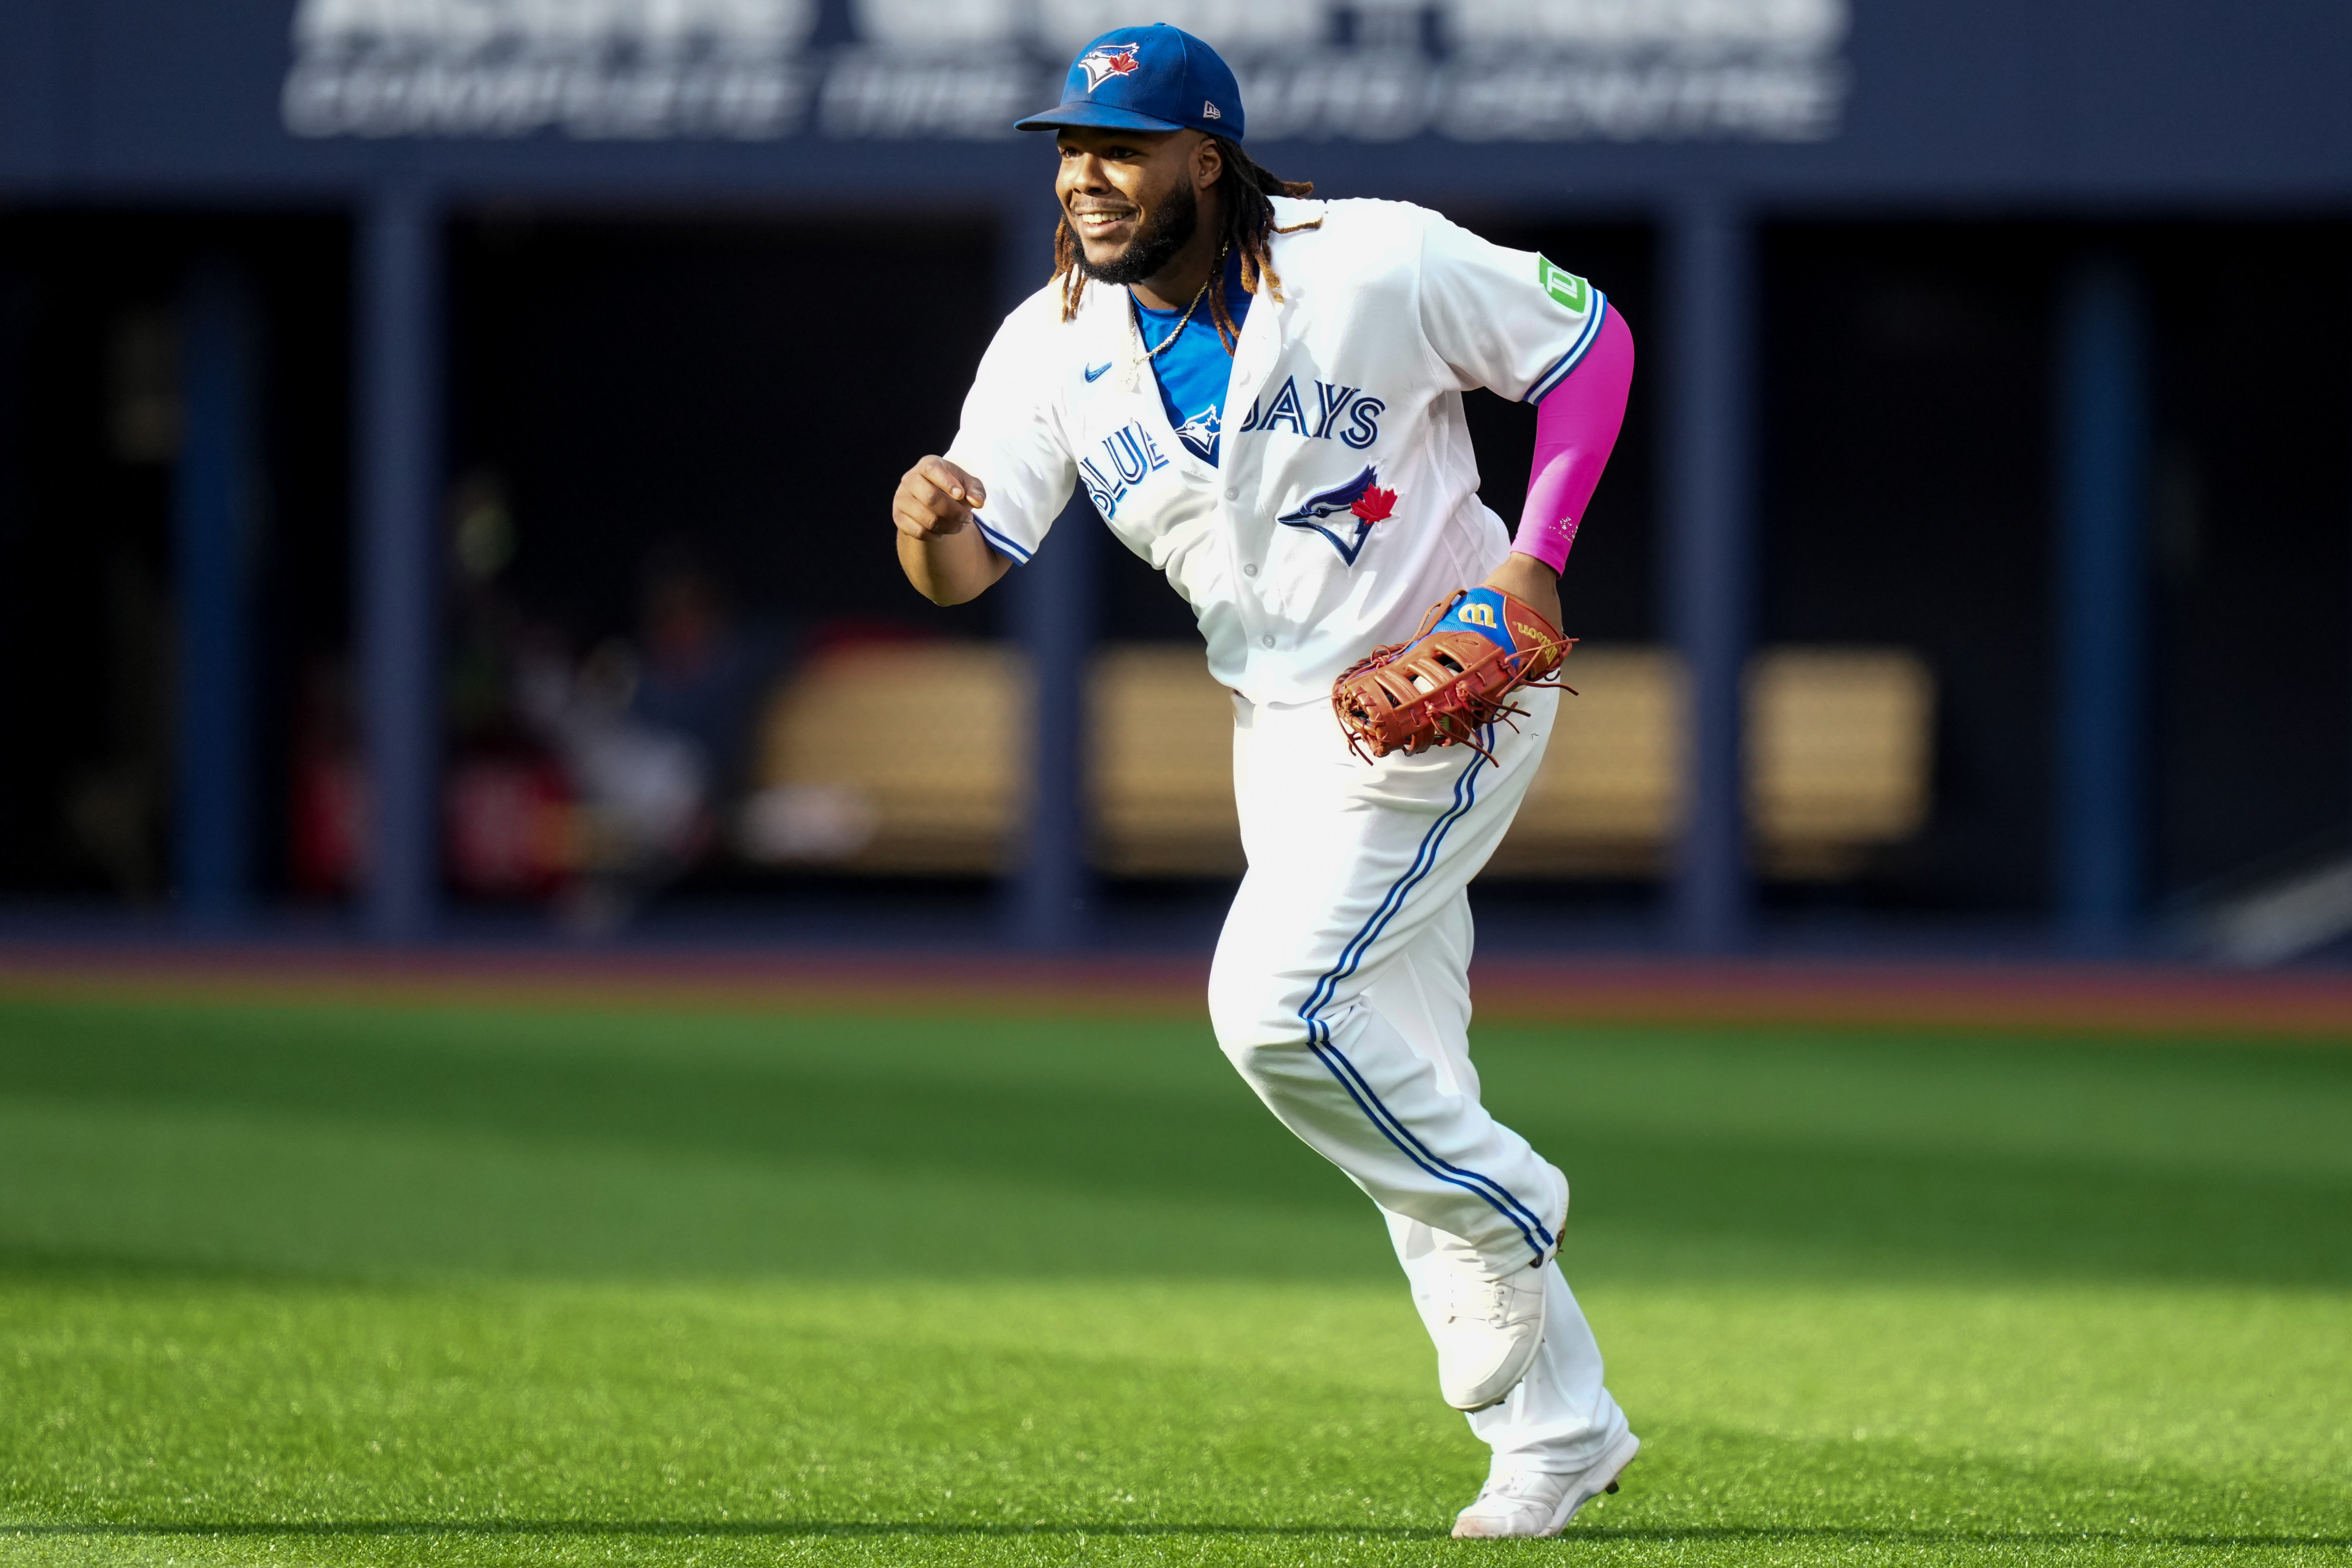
[172,262,260,927]
[1009,498,1098,949]
[356,184,444,942]
[0,277,32,865]
[1663,195,1756,953]
[2054,258,2149,950]
[999,197,1096,949]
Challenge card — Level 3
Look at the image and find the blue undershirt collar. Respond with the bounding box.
[1131,248,1250,467]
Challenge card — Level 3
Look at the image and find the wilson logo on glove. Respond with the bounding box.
[1331,587,1575,764]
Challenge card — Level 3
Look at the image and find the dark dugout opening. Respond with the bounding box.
[449,210,1006,654]
[1757,217,2352,922]
[0,210,350,908]
[443,210,1008,921]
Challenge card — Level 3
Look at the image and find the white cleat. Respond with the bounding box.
[1451,1430,1640,1539]
[1427,1237,1548,1412]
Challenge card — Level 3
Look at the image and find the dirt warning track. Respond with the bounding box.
[4,940,2351,1042]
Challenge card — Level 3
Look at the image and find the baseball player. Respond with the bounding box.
[889,24,1638,1540]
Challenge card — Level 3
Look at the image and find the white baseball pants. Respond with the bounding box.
[1208,687,1630,1473]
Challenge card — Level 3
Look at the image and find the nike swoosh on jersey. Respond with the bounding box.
[1084,362,1113,382]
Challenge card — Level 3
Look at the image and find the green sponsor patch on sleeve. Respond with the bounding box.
[1536,255,1591,313]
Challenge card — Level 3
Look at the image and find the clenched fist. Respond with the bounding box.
[891,454,1009,606]
[892,455,989,541]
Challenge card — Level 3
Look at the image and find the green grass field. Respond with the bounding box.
[0,988,2346,1565]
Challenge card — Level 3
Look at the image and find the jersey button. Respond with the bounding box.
[1224,487,1239,500]
[1243,564,1258,577]
[1260,634,1276,648]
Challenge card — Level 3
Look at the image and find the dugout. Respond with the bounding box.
[0,1,2348,951]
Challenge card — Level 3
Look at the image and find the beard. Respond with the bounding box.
[1072,180,1200,285]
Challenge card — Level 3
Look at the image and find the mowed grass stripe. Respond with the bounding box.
[0,999,2343,1287]
[0,996,2346,1565]
[5,1283,2345,1564]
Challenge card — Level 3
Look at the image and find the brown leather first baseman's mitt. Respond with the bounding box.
[1331,586,1575,763]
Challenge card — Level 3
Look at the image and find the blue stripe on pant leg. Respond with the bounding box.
[1299,741,1483,1026]
[1294,725,1550,1265]
[1308,1039,1546,1266]
[1309,1033,1556,1253]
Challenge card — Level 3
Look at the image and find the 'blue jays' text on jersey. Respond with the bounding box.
[1133,249,1251,467]
[946,197,1613,705]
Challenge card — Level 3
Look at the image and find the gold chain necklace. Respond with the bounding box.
[1131,243,1228,360]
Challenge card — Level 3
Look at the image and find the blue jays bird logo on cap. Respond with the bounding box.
[1078,43,1142,91]
[1278,466,1398,565]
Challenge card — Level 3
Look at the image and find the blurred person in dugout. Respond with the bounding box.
[519,542,779,929]
[443,473,778,927]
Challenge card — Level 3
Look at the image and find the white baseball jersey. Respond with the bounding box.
[948,195,1634,1471]
[947,195,1613,705]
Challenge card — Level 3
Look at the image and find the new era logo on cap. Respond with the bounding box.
[1078,43,1141,92]
[1203,100,1221,119]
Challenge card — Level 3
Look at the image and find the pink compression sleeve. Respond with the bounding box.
[1512,307,1635,573]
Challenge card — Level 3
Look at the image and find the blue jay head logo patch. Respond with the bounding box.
[1277,466,1397,565]
[1077,44,1142,91]
[1174,406,1220,464]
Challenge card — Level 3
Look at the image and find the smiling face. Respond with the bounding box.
[1055,125,1224,288]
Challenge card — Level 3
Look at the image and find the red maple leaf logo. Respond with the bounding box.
[1351,485,1397,524]
[1078,45,1142,90]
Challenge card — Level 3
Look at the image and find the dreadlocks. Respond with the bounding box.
[1053,136,1321,348]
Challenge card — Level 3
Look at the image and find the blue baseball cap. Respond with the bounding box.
[1015,24,1245,140]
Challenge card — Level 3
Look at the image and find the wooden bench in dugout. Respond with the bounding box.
[745,643,1934,880]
